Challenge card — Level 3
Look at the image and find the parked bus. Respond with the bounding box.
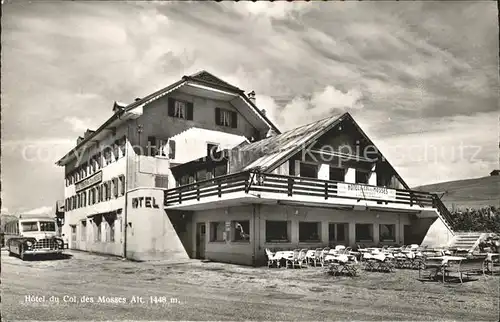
[3,215,64,260]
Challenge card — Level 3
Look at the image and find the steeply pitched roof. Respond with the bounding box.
[232,113,347,172]
[184,70,243,93]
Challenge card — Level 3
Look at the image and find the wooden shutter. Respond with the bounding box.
[168,140,176,159]
[231,111,238,128]
[187,102,194,120]
[168,98,175,116]
[215,108,221,125]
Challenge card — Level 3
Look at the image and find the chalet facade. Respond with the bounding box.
[56,71,455,264]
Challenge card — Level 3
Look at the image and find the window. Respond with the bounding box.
[300,163,318,178]
[379,224,396,242]
[21,222,38,232]
[147,136,157,156]
[356,170,369,184]
[102,183,108,201]
[95,216,102,242]
[96,152,102,169]
[81,220,87,241]
[196,169,208,182]
[214,164,227,177]
[299,222,321,242]
[210,222,225,242]
[168,98,193,120]
[113,142,120,161]
[97,185,102,202]
[119,175,126,196]
[329,167,345,182]
[104,148,112,165]
[106,181,112,200]
[174,100,186,118]
[329,223,348,242]
[266,221,290,242]
[215,108,237,128]
[119,138,126,157]
[72,196,77,209]
[232,221,250,242]
[82,191,87,207]
[105,214,116,242]
[155,175,168,188]
[113,178,119,198]
[168,140,176,159]
[355,224,373,242]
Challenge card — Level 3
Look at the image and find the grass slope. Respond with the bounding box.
[414,175,500,210]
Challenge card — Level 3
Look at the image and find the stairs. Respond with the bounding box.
[448,232,487,253]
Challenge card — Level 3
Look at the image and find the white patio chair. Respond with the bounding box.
[265,248,280,268]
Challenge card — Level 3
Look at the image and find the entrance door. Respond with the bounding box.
[196,223,206,259]
[70,225,77,249]
[404,225,412,245]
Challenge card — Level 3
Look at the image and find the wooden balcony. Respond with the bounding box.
[164,171,453,217]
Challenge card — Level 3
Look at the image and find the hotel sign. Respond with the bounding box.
[75,171,103,192]
[337,183,396,201]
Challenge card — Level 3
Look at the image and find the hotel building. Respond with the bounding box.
[56,71,456,264]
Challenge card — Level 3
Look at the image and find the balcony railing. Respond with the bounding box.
[164,171,438,209]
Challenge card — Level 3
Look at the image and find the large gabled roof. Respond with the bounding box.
[231,112,411,190]
[236,113,346,172]
[56,70,280,166]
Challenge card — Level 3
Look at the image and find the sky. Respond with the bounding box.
[1,1,498,215]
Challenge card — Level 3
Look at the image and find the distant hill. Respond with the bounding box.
[414,175,500,210]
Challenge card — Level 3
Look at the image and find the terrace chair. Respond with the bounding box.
[419,257,446,281]
[265,248,280,268]
[285,249,300,269]
[312,248,323,267]
[376,256,395,273]
[448,255,488,284]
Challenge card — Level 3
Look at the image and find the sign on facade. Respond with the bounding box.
[337,183,396,201]
[75,171,103,192]
[131,196,160,209]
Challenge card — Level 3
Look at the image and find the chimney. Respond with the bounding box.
[248,91,256,105]
[261,109,266,116]
[76,136,84,145]
[135,97,141,101]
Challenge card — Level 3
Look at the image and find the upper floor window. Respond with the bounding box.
[356,169,369,184]
[215,108,237,128]
[168,98,193,120]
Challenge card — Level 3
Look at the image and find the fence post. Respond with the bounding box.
[218,180,222,197]
[324,182,328,200]
[196,183,200,201]
[287,178,294,196]
[179,190,182,204]
[409,192,413,206]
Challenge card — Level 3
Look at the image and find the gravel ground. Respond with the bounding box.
[1,249,499,321]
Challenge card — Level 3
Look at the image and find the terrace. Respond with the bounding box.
[163,170,456,231]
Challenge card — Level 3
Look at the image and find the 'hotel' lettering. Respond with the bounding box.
[131,197,159,209]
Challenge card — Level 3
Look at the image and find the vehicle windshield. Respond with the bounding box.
[40,221,56,232]
[21,222,39,232]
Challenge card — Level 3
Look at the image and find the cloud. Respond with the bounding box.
[231,2,314,19]
[1,207,9,215]
[22,206,53,215]
[64,117,94,133]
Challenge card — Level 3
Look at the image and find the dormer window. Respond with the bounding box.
[168,98,193,120]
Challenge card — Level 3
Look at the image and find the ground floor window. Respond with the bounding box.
[104,214,116,242]
[232,220,250,242]
[80,220,87,241]
[93,216,103,242]
[299,222,321,242]
[210,222,225,242]
[328,223,348,243]
[266,221,290,243]
[379,224,396,242]
[329,167,345,182]
[355,224,373,242]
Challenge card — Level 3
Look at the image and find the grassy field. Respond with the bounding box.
[2,250,499,321]
[415,175,500,209]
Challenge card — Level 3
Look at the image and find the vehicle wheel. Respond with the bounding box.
[8,250,14,256]
[19,247,26,261]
